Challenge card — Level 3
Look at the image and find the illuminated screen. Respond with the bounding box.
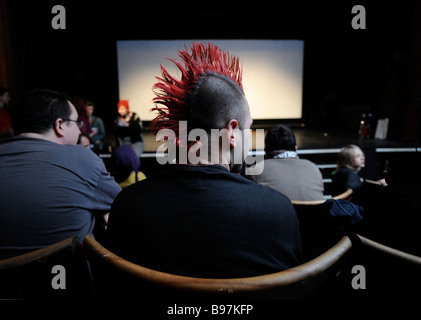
[116,40,304,121]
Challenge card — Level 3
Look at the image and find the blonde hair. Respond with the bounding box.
[337,144,364,171]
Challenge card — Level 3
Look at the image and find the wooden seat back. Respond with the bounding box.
[83,235,353,299]
[0,236,94,299]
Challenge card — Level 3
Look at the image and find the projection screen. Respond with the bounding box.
[116,40,304,121]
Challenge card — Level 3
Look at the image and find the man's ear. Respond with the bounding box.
[227,119,239,148]
[53,118,65,137]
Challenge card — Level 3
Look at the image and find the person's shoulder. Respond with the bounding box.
[118,172,153,190]
[250,183,296,217]
[340,167,358,177]
[264,157,305,167]
[261,158,282,168]
[94,116,104,123]
[333,167,350,176]
[298,158,318,167]
[112,177,151,204]
[61,143,93,154]
[242,175,292,202]
[3,137,67,153]
[297,158,323,174]
[61,144,103,164]
[0,135,22,146]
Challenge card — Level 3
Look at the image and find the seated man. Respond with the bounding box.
[248,125,324,201]
[0,89,121,259]
[105,43,303,278]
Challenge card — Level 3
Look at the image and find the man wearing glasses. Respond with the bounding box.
[0,89,121,259]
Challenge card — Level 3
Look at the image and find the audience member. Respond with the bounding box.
[78,132,92,149]
[0,89,121,259]
[86,101,106,152]
[72,94,92,135]
[0,87,13,138]
[111,145,146,188]
[248,124,324,201]
[331,144,387,196]
[114,100,144,158]
[105,42,303,278]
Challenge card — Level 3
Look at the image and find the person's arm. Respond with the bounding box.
[365,178,388,186]
[91,118,106,142]
[91,164,122,228]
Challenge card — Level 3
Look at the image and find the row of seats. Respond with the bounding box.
[1,190,420,300]
[1,232,419,300]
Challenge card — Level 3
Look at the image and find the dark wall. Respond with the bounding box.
[3,0,420,141]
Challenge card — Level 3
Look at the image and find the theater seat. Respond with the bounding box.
[0,236,94,299]
[290,188,353,206]
[83,234,353,299]
[347,234,421,297]
[356,234,421,265]
[291,189,359,260]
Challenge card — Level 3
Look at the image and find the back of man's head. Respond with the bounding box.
[265,125,296,154]
[184,71,246,133]
[12,89,71,135]
[150,43,246,138]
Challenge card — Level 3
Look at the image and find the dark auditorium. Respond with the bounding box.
[0,0,420,307]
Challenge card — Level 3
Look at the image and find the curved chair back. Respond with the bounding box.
[291,188,353,206]
[356,234,421,265]
[83,235,352,299]
[350,234,421,296]
[290,189,356,260]
[0,236,94,299]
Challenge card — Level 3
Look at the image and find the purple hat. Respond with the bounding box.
[113,145,140,176]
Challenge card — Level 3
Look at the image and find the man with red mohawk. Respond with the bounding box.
[106,43,302,280]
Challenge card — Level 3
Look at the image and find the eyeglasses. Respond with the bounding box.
[63,119,84,129]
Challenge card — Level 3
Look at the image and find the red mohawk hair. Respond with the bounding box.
[150,42,243,136]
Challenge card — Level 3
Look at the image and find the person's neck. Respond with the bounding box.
[180,148,231,171]
[267,149,298,159]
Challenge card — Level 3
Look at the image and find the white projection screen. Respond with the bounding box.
[116,40,304,121]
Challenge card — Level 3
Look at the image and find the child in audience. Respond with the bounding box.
[331,144,387,196]
[111,145,146,188]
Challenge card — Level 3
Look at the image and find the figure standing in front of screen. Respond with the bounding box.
[114,99,144,158]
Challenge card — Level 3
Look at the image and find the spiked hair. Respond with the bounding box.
[150,42,244,137]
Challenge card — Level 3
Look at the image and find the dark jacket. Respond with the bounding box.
[105,164,303,278]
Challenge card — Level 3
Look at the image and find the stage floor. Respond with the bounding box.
[140,127,417,153]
